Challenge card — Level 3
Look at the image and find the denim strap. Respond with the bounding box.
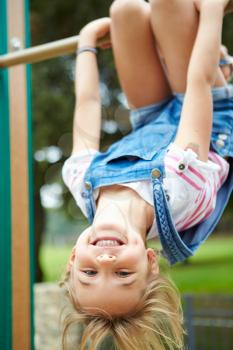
[152,177,192,264]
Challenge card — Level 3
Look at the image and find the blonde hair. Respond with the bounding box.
[59,267,185,350]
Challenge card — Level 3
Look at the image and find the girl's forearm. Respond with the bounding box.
[75,32,100,105]
[71,18,110,153]
[187,2,224,86]
[72,32,101,153]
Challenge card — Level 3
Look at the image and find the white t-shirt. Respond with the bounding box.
[62,144,229,239]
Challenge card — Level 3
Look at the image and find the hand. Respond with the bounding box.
[220,45,233,81]
[220,44,228,58]
[79,18,111,49]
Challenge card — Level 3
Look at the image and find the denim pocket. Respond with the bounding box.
[103,123,175,165]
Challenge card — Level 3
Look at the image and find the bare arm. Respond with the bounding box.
[71,18,111,155]
[174,0,226,161]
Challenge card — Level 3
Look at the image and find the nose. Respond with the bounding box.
[96,254,116,263]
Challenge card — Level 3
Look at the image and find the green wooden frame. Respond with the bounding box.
[25,0,35,348]
[0,1,12,349]
[0,0,35,349]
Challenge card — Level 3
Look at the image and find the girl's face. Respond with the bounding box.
[68,225,159,316]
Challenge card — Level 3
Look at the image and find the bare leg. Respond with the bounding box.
[110,0,171,109]
[160,0,226,161]
[149,0,227,93]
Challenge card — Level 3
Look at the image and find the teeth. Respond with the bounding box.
[96,240,120,247]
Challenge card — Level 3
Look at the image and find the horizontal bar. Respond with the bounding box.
[0,35,109,68]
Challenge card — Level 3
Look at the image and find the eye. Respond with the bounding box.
[116,271,132,277]
[82,270,97,276]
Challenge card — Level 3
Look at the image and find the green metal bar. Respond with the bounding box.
[0,35,109,68]
[25,0,35,348]
[0,0,12,349]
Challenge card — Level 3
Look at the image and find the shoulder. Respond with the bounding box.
[62,148,99,188]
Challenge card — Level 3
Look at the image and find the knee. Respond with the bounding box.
[110,0,146,21]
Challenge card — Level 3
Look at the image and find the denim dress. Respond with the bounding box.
[82,85,233,265]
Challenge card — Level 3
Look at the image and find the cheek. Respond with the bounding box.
[74,245,99,270]
[75,227,92,245]
[123,247,147,266]
[75,248,91,265]
[74,231,91,254]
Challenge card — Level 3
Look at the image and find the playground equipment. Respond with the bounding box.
[0,1,108,349]
[0,1,34,349]
[0,0,33,350]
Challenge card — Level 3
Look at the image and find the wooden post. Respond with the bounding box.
[0,0,35,349]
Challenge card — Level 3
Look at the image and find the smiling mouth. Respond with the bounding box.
[90,237,125,246]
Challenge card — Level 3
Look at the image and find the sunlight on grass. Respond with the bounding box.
[40,245,72,282]
[169,236,233,293]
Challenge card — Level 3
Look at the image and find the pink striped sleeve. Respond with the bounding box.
[208,151,229,189]
[181,182,216,230]
[165,150,206,191]
[164,144,230,233]
[165,163,203,191]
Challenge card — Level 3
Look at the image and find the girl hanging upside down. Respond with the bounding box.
[61,0,233,349]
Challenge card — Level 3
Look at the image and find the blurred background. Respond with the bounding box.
[30,1,233,349]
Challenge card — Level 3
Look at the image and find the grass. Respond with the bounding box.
[169,236,233,293]
[40,244,72,283]
[40,236,233,293]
